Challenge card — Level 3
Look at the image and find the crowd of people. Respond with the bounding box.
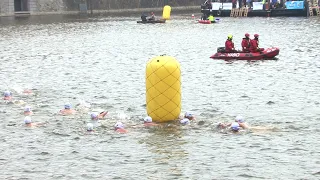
[202,0,294,10]
[224,33,264,53]
[3,89,259,134]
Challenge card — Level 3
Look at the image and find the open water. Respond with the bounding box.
[0,14,320,179]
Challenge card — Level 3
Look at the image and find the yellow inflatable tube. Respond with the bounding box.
[162,5,171,20]
[145,55,181,122]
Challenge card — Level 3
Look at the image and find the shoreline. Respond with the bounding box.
[0,6,200,17]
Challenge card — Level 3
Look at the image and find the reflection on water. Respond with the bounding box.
[0,14,320,179]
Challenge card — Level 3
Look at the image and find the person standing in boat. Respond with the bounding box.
[225,34,237,53]
[148,12,156,21]
[249,34,264,53]
[241,33,251,52]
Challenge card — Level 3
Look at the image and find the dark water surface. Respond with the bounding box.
[0,14,320,179]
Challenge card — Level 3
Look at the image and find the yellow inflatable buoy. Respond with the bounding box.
[162,5,171,20]
[146,55,181,122]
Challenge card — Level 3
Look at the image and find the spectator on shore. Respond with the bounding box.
[247,0,252,8]
[232,0,237,8]
[239,0,243,8]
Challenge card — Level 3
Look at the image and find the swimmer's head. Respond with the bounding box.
[114,122,124,130]
[235,115,245,123]
[64,104,71,109]
[90,112,98,120]
[185,112,194,119]
[180,118,190,125]
[24,116,32,124]
[24,106,31,112]
[231,122,240,131]
[3,91,11,97]
[144,116,152,123]
[87,123,94,131]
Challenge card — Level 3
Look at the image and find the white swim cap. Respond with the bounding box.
[87,123,94,131]
[64,104,71,109]
[144,116,152,123]
[231,122,240,131]
[24,106,31,112]
[24,116,32,124]
[235,115,245,123]
[114,122,124,129]
[90,112,98,120]
[185,112,194,118]
[4,91,11,97]
[180,118,190,125]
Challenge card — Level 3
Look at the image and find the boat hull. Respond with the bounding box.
[137,20,166,24]
[210,47,280,60]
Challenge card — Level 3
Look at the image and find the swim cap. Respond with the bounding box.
[180,118,190,125]
[144,116,152,123]
[231,122,240,131]
[87,123,94,131]
[4,91,11,97]
[245,33,250,37]
[235,115,245,123]
[64,104,71,109]
[185,112,194,118]
[24,116,32,124]
[228,34,233,39]
[90,112,98,120]
[24,106,31,112]
[114,122,124,129]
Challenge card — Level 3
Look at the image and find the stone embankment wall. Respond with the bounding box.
[0,0,203,16]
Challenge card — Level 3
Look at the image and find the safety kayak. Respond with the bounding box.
[137,20,166,24]
[210,47,280,60]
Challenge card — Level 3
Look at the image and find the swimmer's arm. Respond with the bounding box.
[99,111,108,118]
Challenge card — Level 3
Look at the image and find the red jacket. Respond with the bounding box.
[241,38,251,52]
[225,40,234,52]
[249,39,259,52]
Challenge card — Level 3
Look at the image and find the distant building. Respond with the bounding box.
[0,0,68,16]
[0,0,37,16]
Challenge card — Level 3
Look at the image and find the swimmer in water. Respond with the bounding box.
[59,103,77,115]
[22,89,33,94]
[86,123,95,133]
[24,116,45,127]
[114,122,128,133]
[90,111,108,120]
[143,116,158,127]
[3,91,12,101]
[235,115,249,129]
[180,118,190,125]
[230,122,241,133]
[184,112,196,120]
[217,115,247,129]
[24,106,33,116]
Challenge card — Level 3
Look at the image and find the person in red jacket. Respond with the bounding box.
[249,34,265,53]
[241,33,251,52]
[225,34,236,53]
